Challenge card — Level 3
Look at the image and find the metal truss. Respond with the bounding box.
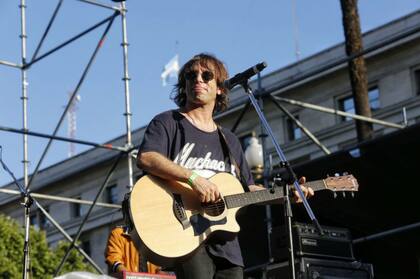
[0,0,134,277]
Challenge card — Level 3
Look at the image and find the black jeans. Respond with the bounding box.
[175,246,243,279]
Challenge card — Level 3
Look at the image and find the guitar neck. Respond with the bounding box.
[224,179,326,209]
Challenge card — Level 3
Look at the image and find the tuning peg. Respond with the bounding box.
[333,192,337,199]
[342,192,346,198]
[351,192,354,198]
[343,172,349,175]
[334,173,340,177]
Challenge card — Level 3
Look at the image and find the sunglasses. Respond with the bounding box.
[184,70,215,83]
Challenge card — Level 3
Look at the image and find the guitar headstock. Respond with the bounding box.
[323,174,359,197]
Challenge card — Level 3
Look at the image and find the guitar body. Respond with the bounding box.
[130,173,244,266]
[130,172,359,266]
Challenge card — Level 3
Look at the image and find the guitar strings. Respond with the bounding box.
[202,191,274,212]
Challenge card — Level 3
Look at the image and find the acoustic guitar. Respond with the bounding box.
[130,173,358,266]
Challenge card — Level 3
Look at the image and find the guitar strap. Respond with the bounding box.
[139,254,148,273]
[217,125,250,191]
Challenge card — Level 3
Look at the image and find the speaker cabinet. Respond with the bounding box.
[271,223,354,262]
[249,257,374,279]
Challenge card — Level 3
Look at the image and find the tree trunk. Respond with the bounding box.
[340,0,373,141]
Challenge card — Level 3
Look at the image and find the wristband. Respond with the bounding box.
[187,171,199,187]
[112,262,122,273]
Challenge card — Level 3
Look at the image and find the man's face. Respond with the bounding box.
[184,63,221,108]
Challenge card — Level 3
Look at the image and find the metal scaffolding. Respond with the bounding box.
[0,0,134,276]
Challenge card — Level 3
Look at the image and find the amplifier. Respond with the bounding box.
[264,257,374,279]
[123,271,176,279]
[271,222,354,262]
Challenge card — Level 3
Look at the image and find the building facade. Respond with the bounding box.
[1,10,420,273]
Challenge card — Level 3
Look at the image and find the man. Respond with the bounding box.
[105,198,160,277]
[137,53,313,279]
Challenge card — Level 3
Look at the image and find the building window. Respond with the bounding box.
[106,184,118,204]
[339,87,381,121]
[81,239,91,256]
[414,68,420,95]
[368,87,380,111]
[72,197,82,218]
[30,214,39,230]
[287,115,302,141]
[39,207,51,229]
[30,209,50,230]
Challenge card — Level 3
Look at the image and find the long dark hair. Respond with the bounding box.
[171,53,229,112]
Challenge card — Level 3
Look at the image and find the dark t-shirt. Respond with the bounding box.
[138,110,254,266]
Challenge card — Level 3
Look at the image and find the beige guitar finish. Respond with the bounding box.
[130,172,358,266]
[130,173,243,266]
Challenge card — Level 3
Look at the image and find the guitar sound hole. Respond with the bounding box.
[203,200,226,217]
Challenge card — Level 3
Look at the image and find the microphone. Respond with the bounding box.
[223,62,267,90]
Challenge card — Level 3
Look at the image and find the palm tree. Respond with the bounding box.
[340,0,373,141]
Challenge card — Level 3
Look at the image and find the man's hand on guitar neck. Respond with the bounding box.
[248,176,314,203]
[189,173,314,204]
[292,176,314,203]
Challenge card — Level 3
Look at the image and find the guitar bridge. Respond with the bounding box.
[173,194,190,230]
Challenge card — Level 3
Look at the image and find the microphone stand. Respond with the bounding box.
[237,81,323,279]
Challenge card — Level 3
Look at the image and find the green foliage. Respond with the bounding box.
[0,215,25,278]
[26,225,56,278]
[52,241,97,276]
[0,214,97,278]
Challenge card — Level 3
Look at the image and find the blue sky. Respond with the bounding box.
[1,0,419,187]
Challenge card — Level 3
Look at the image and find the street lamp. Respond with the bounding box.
[244,135,264,181]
